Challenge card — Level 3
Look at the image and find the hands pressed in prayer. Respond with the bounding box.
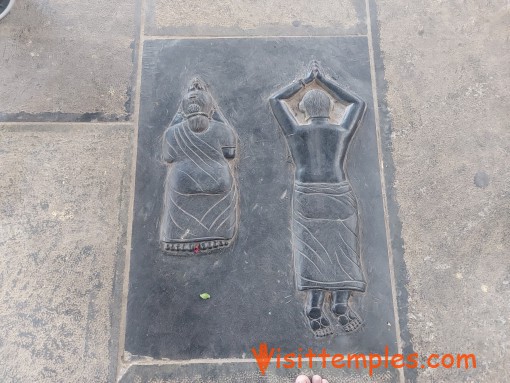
[302,60,321,85]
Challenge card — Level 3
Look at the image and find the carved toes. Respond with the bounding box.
[314,326,334,338]
[338,310,363,333]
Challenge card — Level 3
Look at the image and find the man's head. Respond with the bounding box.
[182,78,214,118]
[299,89,331,120]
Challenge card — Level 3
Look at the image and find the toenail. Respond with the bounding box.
[295,375,310,383]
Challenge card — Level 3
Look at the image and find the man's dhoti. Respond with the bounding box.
[292,181,366,291]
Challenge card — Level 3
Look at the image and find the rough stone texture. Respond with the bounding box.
[147,0,366,36]
[0,0,135,115]
[378,1,510,381]
[0,124,133,382]
[119,362,397,383]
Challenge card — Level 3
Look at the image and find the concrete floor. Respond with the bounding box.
[379,1,510,381]
[0,0,508,382]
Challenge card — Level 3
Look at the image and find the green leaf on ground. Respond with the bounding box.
[199,293,211,300]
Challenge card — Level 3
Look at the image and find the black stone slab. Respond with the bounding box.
[120,362,398,383]
[126,37,398,360]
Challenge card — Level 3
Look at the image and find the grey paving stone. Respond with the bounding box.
[378,0,510,381]
[0,124,133,382]
[145,0,367,36]
[119,362,398,382]
[0,0,136,117]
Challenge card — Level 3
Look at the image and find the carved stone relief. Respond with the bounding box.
[270,61,367,337]
[127,39,399,362]
[160,77,239,254]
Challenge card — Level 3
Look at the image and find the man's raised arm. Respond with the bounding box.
[270,70,314,135]
[269,81,302,135]
[315,71,366,133]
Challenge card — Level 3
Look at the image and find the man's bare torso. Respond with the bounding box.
[285,121,351,183]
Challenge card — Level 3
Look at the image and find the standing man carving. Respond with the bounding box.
[270,62,367,337]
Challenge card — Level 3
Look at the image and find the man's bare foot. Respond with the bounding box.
[295,374,329,383]
[306,307,334,337]
[331,303,363,333]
